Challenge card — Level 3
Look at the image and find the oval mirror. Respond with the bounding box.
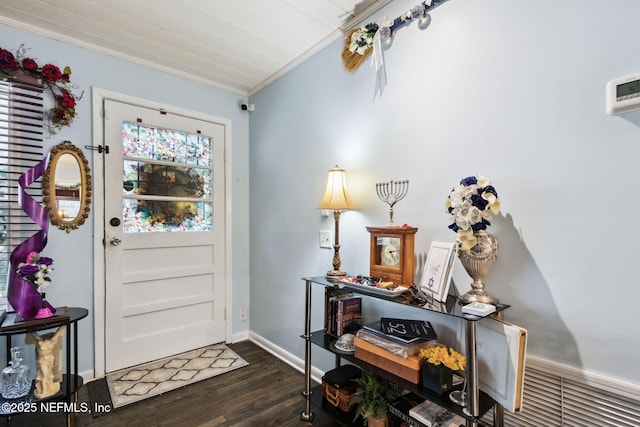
[42,141,92,233]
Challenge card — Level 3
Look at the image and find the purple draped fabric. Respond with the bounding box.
[8,154,55,319]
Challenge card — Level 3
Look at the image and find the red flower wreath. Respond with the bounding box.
[0,44,83,134]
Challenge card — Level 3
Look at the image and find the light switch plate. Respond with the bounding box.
[319,230,332,248]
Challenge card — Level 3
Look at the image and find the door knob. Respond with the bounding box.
[110,237,122,246]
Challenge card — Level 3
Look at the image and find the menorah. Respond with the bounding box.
[376,180,409,226]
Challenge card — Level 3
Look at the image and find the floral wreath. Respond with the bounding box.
[0,44,83,134]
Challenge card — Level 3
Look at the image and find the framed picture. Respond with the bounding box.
[419,241,457,302]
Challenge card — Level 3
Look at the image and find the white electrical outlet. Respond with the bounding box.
[240,308,247,322]
[319,230,332,248]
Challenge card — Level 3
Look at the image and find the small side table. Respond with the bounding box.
[0,307,88,423]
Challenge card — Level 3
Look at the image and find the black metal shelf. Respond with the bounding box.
[300,277,507,426]
[312,330,497,421]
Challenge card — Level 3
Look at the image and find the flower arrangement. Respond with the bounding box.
[419,345,466,372]
[445,176,500,251]
[348,23,379,56]
[16,251,54,293]
[0,44,83,134]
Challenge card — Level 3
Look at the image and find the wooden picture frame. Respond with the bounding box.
[419,241,457,302]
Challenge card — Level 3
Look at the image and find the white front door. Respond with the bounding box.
[103,100,226,372]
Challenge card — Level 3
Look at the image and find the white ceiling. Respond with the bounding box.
[0,0,390,95]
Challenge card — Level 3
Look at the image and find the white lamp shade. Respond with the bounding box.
[317,167,355,211]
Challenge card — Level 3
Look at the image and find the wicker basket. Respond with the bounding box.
[321,364,361,412]
[321,380,356,412]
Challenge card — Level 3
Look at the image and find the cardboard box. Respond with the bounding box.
[354,337,421,384]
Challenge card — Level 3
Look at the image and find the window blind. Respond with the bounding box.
[0,77,45,311]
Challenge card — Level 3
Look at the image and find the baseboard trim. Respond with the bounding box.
[230,330,250,343]
[249,332,324,384]
[80,369,96,382]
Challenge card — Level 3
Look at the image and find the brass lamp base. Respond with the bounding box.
[326,269,346,277]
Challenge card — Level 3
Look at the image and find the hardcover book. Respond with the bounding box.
[380,317,438,341]
[388,393,426,427]
[337,296,362,336]
[324,288,353,336]
[408,399,465,427]
[363,321,423,345]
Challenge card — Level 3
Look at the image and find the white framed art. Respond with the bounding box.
[419,241,457,302]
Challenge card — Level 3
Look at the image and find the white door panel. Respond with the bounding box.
[103,100,226,372]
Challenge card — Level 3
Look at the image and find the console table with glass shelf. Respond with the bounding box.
[0,307,88,425]
[300,276,509,427]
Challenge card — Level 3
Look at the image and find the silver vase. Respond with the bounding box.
[458,230,499,304]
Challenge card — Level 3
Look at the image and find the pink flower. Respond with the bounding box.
[26,251,39,263]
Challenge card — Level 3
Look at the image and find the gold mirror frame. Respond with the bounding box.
[42,141,92,233]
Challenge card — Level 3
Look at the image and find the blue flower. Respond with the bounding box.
[470,194,488,210]
[460,176,477,186]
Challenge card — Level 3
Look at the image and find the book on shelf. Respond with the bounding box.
[408,399,465,427]
[363,321,434,345]
[337,296,362,336]
[380,317,438,341]
[324,288,360,337]
[359,321,433,358]
[388,393,426,427]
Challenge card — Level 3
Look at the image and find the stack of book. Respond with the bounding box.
[409,399,465,427]
[324,289,363,337]
[388,393,465,427]
[379,318,438,342]
[357,318,438,358]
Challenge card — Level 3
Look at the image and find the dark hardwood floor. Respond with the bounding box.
[1,341,342,427]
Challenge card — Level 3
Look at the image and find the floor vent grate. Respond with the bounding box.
[482,356,640,426]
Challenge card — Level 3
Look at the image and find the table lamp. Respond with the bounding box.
[317,166,355,276]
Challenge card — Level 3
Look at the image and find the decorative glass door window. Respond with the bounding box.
[121,122,213,232]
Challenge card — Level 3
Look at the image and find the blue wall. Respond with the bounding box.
[250,0,640,385]
[0,23,251,375]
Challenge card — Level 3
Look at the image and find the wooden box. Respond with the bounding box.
[353,337,421,384]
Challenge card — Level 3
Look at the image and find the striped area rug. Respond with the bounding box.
[106,343,249,408]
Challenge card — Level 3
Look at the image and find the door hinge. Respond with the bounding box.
[85,145,110,154]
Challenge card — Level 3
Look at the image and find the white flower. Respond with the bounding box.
[476,176,491,187]
[465,206,483,225]
[454,213,470,231]
[457,228,478,252]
